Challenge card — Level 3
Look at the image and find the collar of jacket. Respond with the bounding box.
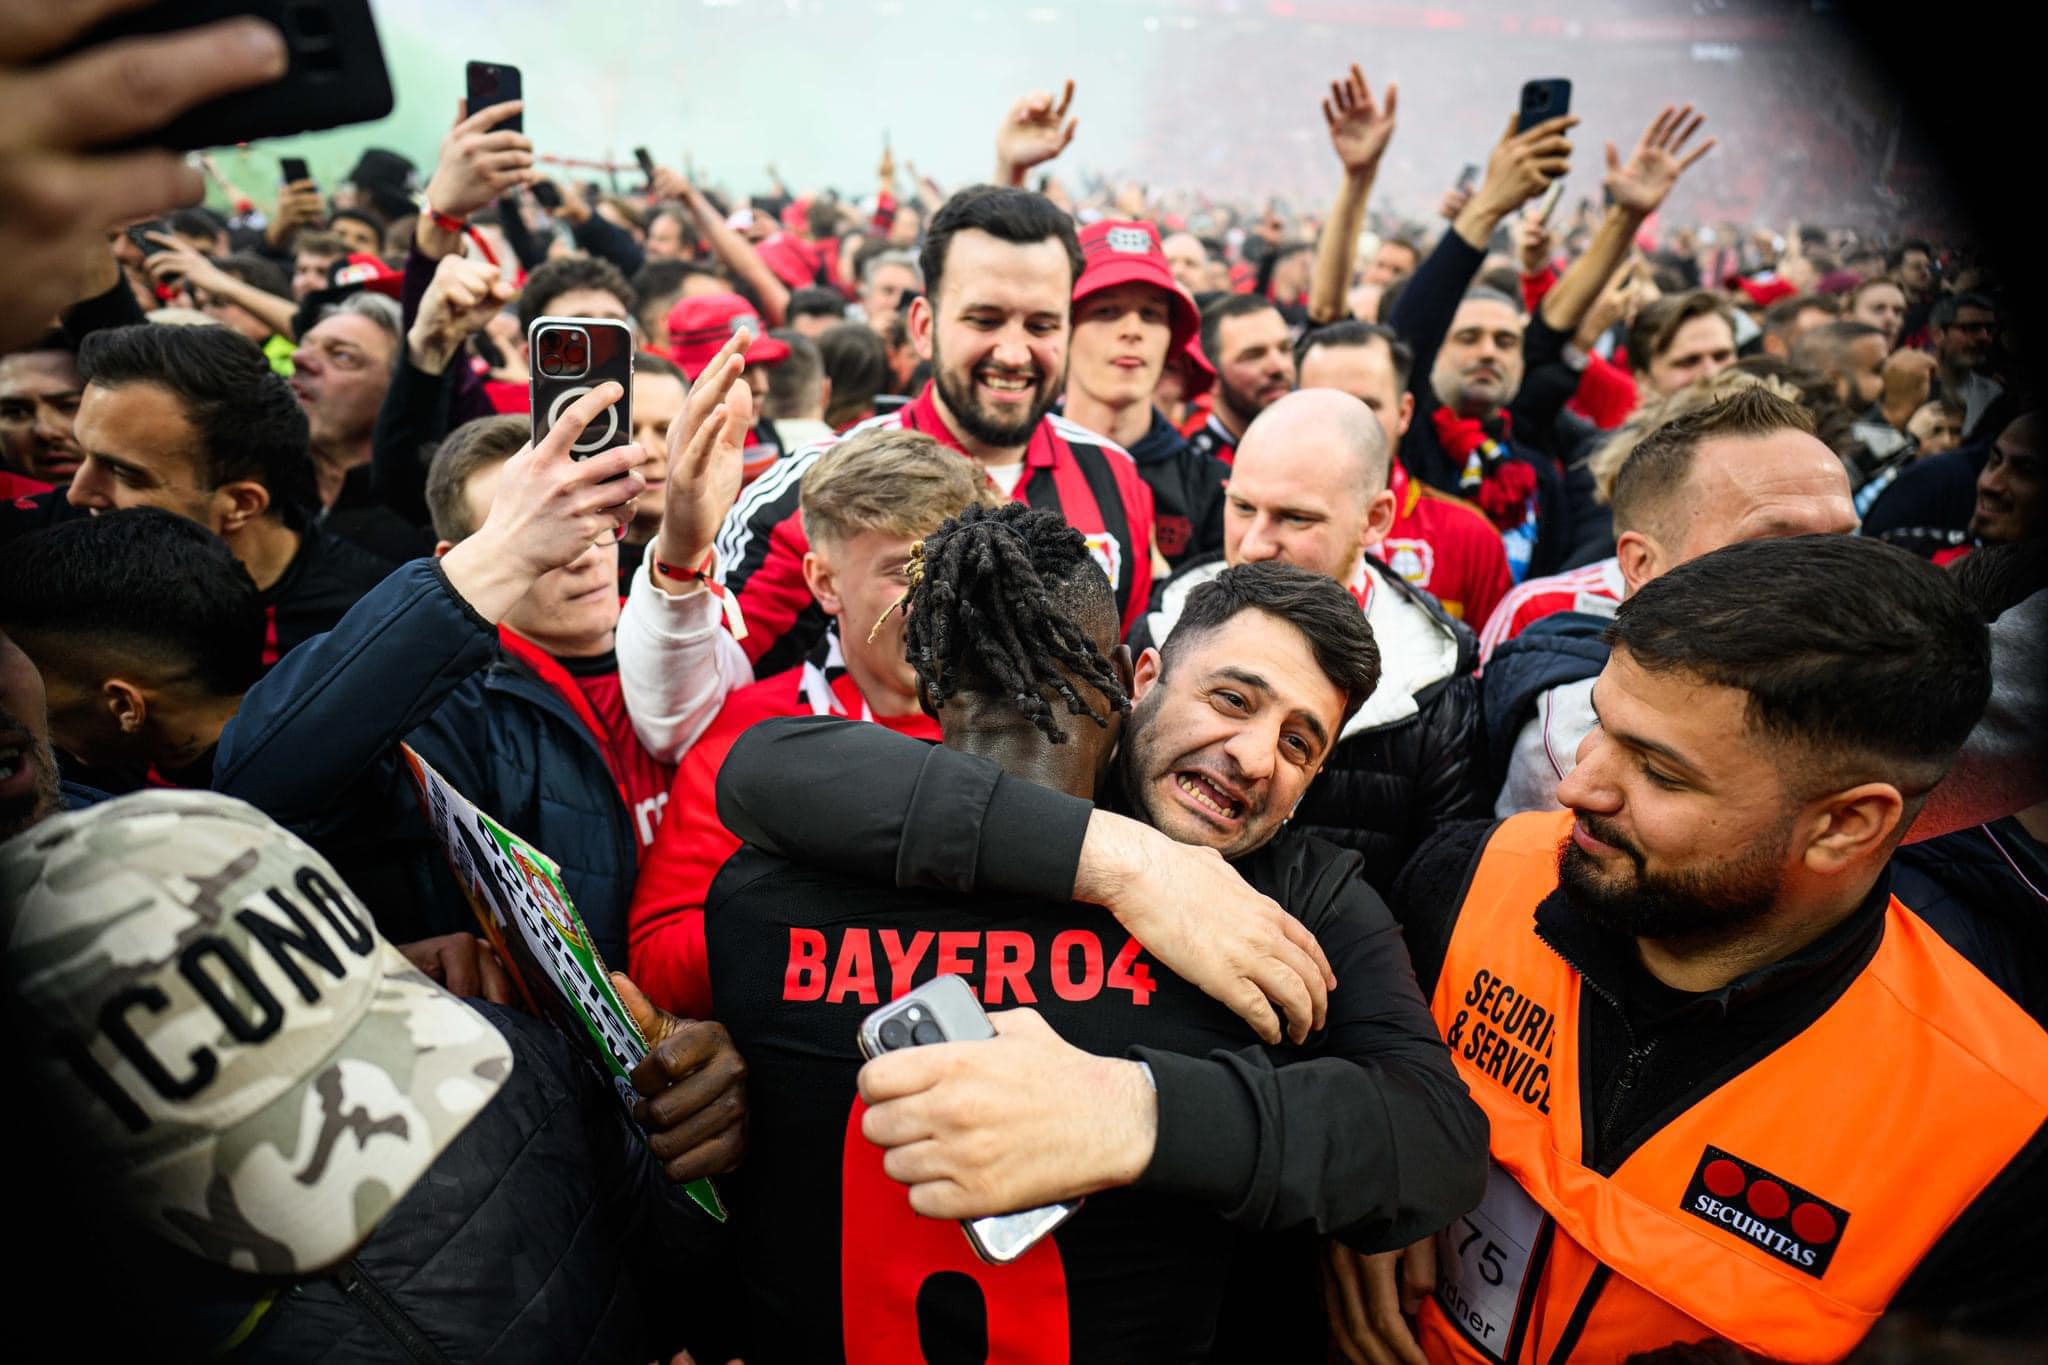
[1533,865,1891,1033]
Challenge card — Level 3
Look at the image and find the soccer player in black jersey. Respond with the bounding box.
[705,505,1483,1363]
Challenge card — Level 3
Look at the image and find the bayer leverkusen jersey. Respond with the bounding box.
[705,850,1272,1364]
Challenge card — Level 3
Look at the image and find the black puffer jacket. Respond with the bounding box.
[1144,554,1488,893]
[176,1003,728,1362]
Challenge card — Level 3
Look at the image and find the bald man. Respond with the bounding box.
[1485,385,1859,815]
[1142,388,1489,891]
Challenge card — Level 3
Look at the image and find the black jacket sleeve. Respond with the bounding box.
[1131,847,1487,1251]
[715,715,1092,901]
[1389,231,1487,410]
[1891,1119,2048,1331]
[495,194,550,273]
[369,359,456,527]
[572,212,647,278]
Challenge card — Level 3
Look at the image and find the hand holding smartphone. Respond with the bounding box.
[529,317,634,458]
[1516,78,1572,133]
[859,975,1082,1264]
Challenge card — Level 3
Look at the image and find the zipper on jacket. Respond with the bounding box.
[1544,1263,1613,1364]
[1498,1216,1557,1364]
[332,1259,452,1364]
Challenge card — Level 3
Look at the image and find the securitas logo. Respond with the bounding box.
[1681,1145,1849,1279]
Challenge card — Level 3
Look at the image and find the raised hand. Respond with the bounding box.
[653,329,754,588]
[1323,63,1399,176]
[1476,112,1578,219]
[1513,214,1555,276]
[408,253,516,374]
[438,382,646,622]
[0,1,288,348]
[265,178,328,251]
[423,98,536,224]
[141,231,227,299]
[1604,104,1714,217]
[995,79,1078,186]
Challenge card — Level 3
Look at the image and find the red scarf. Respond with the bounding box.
[1431,407,1535,532]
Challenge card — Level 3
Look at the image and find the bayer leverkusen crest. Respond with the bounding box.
[1105,226,1152,254]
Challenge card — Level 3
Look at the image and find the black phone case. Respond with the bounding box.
[70,1,392,151]
[467,61,523,134]
[529,319,634,460]
[1517,78,1572,133]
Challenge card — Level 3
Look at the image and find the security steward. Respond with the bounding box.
[1328,535,2048,1362]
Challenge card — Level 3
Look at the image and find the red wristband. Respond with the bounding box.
[426,204,468,235]
[653,551,716,584]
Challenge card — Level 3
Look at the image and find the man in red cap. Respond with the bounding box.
[666,291,790,484]
[715,186,1157,679]
[1061,220,1228,570]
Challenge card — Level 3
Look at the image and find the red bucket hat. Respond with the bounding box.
[664,292,791,381]
[1074,220,1200,353]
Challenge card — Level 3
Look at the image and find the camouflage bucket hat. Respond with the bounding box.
[0,790,513,1276]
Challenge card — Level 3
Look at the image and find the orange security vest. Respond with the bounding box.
[1418,811,2048,1364]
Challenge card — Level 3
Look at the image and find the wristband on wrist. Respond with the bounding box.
[426,203,468,235]
[653,550,716,584]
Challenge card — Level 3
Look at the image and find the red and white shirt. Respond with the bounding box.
[1476,556,1626,668]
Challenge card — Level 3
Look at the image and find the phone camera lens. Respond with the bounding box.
[878,1018,912,1051]
[910,1020,944,1046]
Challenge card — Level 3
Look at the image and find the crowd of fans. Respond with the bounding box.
[1,5,2043,1362]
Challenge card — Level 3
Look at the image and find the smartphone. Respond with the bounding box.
[1517,78,1572,133]
[528,317,634,459]
[279,155,311,186]
[1455,163,1480,192]
[858,975,1082,1265]
[466,60,523,133]
[634,146,657,189]
[125,223,171,259]
[1533,179,1566,226]
[64,1,392,150]
[532,180,563,211]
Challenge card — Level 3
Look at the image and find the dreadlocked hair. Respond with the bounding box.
[898,502,1129,743]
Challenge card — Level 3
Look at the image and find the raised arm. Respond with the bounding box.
[993,80,1078,188]
[417,98,536,263]
[1538,104,1713,339]
[656,166,791,326]
[1309,64,1398,325]
[617,330,758,762]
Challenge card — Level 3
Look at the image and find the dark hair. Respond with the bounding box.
[763,329,824,419]
[817,322,889,429]
[517,255,637,332]
[0,507,262,696]
[1295,320,1414,390]
[1200,293,1283,368]
[168,207,226,243]
[211,253,292,300]
[1885,239,1933,271]
[1163,561,1382,724]
[1610,387,1816,538]
[902,502,1127,742]
[1627,290,1737,370]
[1931,292,1995,329]
[328,206,386,239]
[1761,292,1836,337]
[918,186,1082,308]
[1947,537,2048,623]
[788,286,848,321]
[631,257,691,300]
[1608,536,1991,789]
[76,324,316,528]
